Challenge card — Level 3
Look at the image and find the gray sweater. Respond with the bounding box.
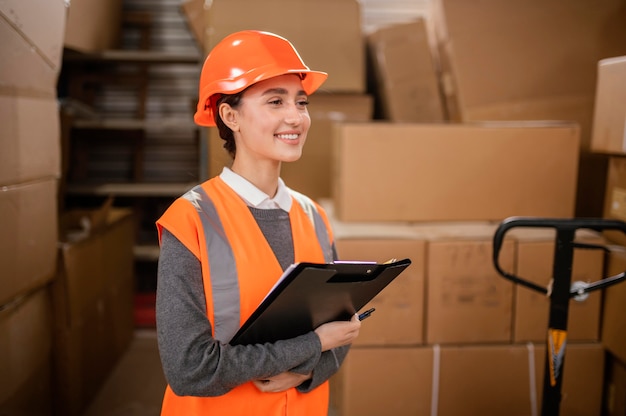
[156,207,349,397]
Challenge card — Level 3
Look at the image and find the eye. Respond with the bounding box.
[297,99,309,107]
[268,98,282,105]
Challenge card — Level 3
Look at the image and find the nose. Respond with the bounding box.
[284,103,304,125]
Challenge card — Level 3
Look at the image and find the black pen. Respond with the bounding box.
[358,307,375,321]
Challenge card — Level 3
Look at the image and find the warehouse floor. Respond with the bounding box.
[82,329,340,416]
[83,330,166,416]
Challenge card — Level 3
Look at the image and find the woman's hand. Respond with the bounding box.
[253,314,361,393]
[253,371,312,393]
[314,313,361,352]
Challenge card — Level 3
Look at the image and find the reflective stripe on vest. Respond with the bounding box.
[289,189,333,263]
[182,185,333,342]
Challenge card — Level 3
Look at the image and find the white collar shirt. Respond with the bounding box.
[219,167,293,211]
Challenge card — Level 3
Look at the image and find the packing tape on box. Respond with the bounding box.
[430,344,440,416]
[526,342,538,416]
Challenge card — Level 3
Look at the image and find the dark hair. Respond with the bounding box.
[214,91,245,158]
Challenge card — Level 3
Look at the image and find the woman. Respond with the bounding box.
[155,30,362,415]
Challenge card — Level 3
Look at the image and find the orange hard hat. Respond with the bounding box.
[194,30,328,126]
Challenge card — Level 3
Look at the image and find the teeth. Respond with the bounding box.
[276,134,298,140]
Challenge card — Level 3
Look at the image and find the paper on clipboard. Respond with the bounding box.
[229,258,411,345]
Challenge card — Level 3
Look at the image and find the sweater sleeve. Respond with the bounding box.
[157,228,328,397]
[294,345,350,392]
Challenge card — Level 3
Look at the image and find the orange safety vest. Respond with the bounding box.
[156,177,335,416]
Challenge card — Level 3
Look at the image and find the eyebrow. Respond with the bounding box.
[261,87,307,96]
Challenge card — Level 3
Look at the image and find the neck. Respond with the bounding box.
[231,158,281,197]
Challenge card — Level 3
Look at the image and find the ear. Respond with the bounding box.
[218,103,240,132]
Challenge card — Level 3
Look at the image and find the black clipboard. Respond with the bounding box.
[229,258,412,345]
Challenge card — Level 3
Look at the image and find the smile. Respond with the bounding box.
[275,134,299,140]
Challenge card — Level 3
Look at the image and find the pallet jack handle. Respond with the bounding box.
[492,217,626,416]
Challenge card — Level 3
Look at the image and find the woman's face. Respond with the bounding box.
[228,74,311,166]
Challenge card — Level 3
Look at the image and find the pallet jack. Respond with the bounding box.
[492,217,626,416]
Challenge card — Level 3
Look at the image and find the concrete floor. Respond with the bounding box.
[83,330,166,416]
[83,329,340,416]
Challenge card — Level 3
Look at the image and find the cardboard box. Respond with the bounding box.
[0,14,60,97]
[330,347,433,416]
[592,56,626,155]
[423,224,515,344]
[511,228,605,342]
[432,0,626,135]
[0,288,53,414]
[332,121,580,222]
[335,238,426,346]
[456,94,608,219]
[52,207,135,415]
[602,247,626,364]
[206,0,365,93]
[209,93,373,201]
[306,93,373,123]
[0,178,58,307]
[0,96,61,185]
[181,0,205,50]
[437,343,604,416]
[53,207,135,328]
[604,353,626,416]
[460,95,594,136]
[458,94,607,220]
[603,156,626,246]
[64,0,123,53]
[0,0,67,71]
[367,19,445,122]
[331,343,604,416]
[53,295,120,416]
[61,274,133,415]
[579,58,619,217]
[431,0,626,218]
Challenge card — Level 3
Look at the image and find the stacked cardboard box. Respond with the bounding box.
[52,206,136,416]
[366,19,445,122]
[63,0,123,53]
[0,290,55,414]
[588,57,626,413]
[58,1,140,413]
[597,247,626,415]
[1,1,131,413]
[603,247,626,361]
[591,57,626,156]
[430,0,626,218]
[327,211,607,416]
[325,9,619,411]
[0,1,66,413]
[324,80,606,411]
[593,57,626,245]
[604,353,626,416]
[332,343,604,416]
[331,121,580,222]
